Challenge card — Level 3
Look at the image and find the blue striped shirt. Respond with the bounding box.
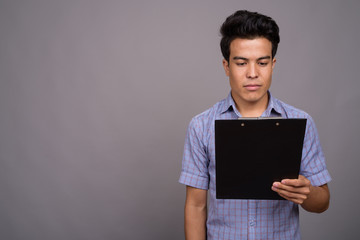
[179,92,331,240]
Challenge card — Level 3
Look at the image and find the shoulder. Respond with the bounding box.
[189,98,226,128]
[273,97,318,132]
[187,98,226,141]
[274,97,312,120]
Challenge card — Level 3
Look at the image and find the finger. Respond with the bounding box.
[281,176,310,187]
[272,182,310,195]
[277,192,306,204]
[281,179,305,187]
[273,187,308,204]
[276,189,308,200]
[281,179,299,186]
[272,185,310,198]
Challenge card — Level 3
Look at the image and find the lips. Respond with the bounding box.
[244,84,261,91]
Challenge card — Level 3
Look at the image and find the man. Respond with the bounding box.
[179,10,331,240]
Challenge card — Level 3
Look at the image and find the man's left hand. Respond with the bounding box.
[271,175,311,204]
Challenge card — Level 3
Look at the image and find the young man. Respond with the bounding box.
[179,10,331,240]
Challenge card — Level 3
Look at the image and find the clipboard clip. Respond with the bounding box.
[237,117,283,126]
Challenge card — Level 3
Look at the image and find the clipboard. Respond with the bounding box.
[215,118,307,200]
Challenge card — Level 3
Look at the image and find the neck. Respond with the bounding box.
[232,92,269,118]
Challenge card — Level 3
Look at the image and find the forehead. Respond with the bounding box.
[229,37,272,58]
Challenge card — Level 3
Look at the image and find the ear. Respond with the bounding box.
[272,58,276,70]
[222,59,230,76]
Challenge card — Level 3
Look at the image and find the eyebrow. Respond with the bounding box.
[233,56,271,61]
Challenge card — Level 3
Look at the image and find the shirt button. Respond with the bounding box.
[249,220,256,227]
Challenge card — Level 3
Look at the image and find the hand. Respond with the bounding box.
[271,175,311,204]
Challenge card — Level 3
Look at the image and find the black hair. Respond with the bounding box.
[220,10,280,62]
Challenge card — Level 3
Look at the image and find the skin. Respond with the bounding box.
[223,37,275,117]
[272,175,330,213]
[184,186,207,240]
[184,37,330,239]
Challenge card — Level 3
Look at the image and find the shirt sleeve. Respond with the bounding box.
[178,117,209,190]
[300,116,331,186]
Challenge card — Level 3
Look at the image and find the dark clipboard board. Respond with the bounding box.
[215,118,307,200]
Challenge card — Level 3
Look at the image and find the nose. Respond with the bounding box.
[246,63,258,79]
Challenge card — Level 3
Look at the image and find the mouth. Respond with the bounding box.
[244,84,261,91]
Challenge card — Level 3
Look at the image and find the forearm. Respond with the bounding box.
[185,204,207,240]
[301,184,330,213]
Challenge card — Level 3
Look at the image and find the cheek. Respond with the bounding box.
[266,73,273,84]
[229,76,244,90]
[261,70,272,83]
[229,69,244,81]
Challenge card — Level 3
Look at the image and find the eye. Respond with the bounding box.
[236,62,246,66]
[258,62,269,66]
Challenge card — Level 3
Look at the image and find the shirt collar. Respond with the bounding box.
[262,91,284,117]
[220,91,284,117]
[220,92,237,114]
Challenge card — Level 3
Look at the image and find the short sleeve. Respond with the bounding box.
[178,118,209,190]
[300,116,331,186]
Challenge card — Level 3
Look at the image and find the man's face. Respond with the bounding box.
[223,37,276,111]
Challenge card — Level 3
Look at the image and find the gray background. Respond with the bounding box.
[0,0,359,239]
